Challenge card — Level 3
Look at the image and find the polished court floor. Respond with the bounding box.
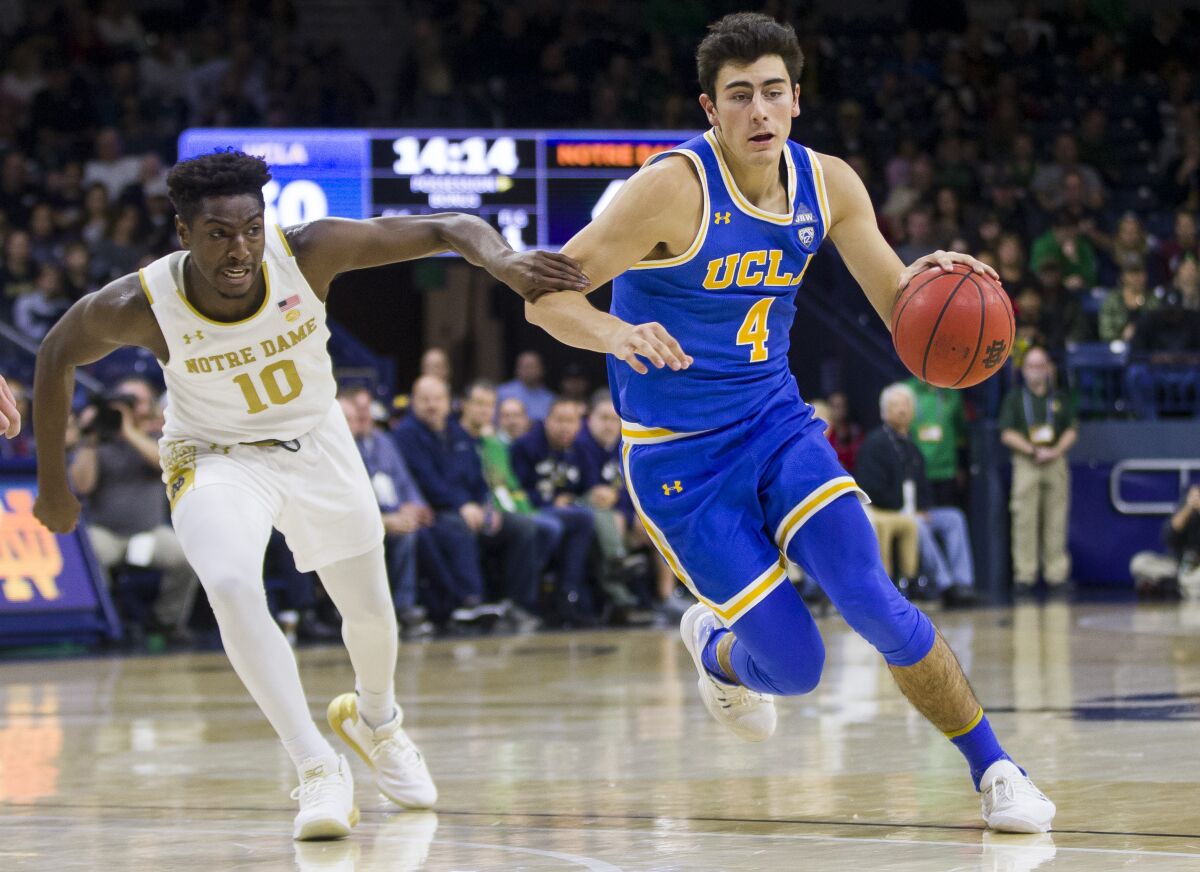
[2,600,1200,870]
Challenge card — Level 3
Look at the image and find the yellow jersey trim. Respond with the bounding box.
[704,129,796,226]
[620,441,787,625]
[620,420,711,445]
[138,269,154,304]
[945,706,985,740]
[275,224,295,257]
[630,149,710,271]
[175,260,273,327]
[795,252,816,286]
[806,147,833,232]
[774,476,867,551]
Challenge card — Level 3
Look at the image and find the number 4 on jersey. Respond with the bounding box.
[737,297,774,362]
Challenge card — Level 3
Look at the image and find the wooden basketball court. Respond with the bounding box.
[2,600,1198,870]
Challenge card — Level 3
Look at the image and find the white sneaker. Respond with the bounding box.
[291,754,359,841]
[328,693,438,808]
[679,603,776,742]
[980,759,1056,833]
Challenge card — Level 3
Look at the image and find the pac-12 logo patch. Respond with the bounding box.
[798,226,816,247]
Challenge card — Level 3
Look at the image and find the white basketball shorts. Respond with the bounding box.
[160,400,384,572]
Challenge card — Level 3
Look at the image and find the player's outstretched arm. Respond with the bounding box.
[33,278,162,533]
[524,157,697,374]
[287,214,587,302]
[819,154,997,328]
[0,375,20,438]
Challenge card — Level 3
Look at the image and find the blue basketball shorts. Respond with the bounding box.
[621,388,934,668]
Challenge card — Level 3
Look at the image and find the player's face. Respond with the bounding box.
[176,194,266,302]
[700,55,799,167]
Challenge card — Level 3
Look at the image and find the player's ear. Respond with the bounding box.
[791,83,801,118]
[699,93,718,127]
[175,215,190,249]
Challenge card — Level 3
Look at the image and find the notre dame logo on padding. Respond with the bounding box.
[0,489,64,603]
[982,340,1008,369]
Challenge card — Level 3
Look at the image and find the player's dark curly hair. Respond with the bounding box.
[167,149,271,224]
[696,13,804,99]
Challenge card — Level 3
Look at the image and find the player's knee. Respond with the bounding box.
[735,618,825,695]
[200,572,263,615]
[763,639,824,695]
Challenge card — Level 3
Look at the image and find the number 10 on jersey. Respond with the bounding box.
[233,360,304,414]
[737,297,775,362]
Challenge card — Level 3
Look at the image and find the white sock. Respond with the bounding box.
[287,742,339,778]
[355,687,397,730]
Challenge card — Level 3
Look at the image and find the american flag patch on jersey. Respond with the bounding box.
[278,294,300,312]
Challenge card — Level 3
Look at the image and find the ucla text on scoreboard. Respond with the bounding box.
[179,128,693,252]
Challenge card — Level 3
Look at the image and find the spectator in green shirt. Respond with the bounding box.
[459,380,595,629]
[905,377,968,508]
[1029,210,1098,290]
[1098,265,1160,343]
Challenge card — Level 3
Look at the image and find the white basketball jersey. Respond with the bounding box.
[141,225,336,444]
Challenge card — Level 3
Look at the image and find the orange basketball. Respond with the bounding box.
[890,263,1014,388]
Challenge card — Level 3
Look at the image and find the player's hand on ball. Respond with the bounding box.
[34,488,81,534]
[496,250,589,302]
[897,250,999,291]
[610,322,692,375]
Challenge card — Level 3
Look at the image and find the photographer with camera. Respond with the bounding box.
[68,376,198,643]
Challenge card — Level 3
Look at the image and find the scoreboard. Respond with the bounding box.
[178,128,694,252]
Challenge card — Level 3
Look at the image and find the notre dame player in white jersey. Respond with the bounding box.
[32,151,587,841]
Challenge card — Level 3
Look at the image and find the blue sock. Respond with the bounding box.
[947,709,1020,790]
[700,628,735,682]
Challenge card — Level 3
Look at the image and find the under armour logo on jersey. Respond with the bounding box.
[182,330,205,344]
[662,480,683,495]
[982,339,1008,369]
[714,212,731,224]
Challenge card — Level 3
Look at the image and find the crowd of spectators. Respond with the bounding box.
[0,0,369,335]
[1,2,1199,641]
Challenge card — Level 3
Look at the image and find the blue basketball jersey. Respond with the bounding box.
[608,129,831,433]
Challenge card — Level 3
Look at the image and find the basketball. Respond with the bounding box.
[891,263,1014,389]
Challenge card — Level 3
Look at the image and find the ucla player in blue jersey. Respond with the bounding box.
[526,13,1056,833]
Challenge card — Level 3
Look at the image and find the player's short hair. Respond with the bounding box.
[167,150,271,225]
[879,382,916,419]
[696,12,804,99]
